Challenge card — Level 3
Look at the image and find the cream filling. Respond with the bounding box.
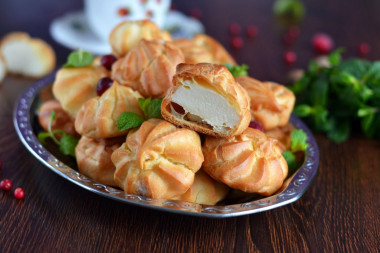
[171,80,240,132]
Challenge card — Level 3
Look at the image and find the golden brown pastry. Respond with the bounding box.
[236,76,295,131]
[173,169,229,205]
[38,99,78,137]
[75,136,124,187]
[202,128,288,196]
[0,32,56,78]
[75,82,143,139]
[195,34,236,65]
[172,34,236,65]
[111,118,204,199]
[109,20,172,58]
[161,63,251,138]
[172,38,214,64]
[52,66,107,117]
[265,123,294,152]
[111,39,184,98]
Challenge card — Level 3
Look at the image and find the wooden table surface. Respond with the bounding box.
[0,0,379,252]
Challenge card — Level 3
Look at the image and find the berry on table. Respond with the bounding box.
[288,26,300,39]
[231,37,244,50]
[246,25,258,38]
[284,51,297,65]
[14,188,25,199]
[229,23,241,36]
[96,77,114,96]
[312,33,334,55]
[100,54,117,71]
[249,121,264,132]
[358,43,371,57]
[283,26,299,46]
[0,179,12,191]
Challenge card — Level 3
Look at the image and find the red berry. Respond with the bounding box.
[190,8,202,19]
[312,33,334,55]
[14,187,25,199]
[231,37,244,50]
[118,8,129,16]
[283,26,299,46]
[96,77,113,96]
[246,25,258,38]
[358,43,371,57]
[229,23,241,36]
[284,51,297,65]
[249,121,264,132]
[283,33,295,46]
[288,26,300,39]
[0,179,12,191]
[100,54,117,71]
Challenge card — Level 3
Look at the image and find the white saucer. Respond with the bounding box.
[50,10,205,55]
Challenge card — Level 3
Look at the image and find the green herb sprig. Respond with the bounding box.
[117,98,163,132]
[282,129,308,175]
[38,112,79,157]
[63,48,94,68]
[223,63,249,77]
[290,49,380,142]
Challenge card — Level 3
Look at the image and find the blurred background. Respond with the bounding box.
[0,0,379,82]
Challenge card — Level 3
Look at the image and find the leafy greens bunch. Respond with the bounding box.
[290,49,380,142]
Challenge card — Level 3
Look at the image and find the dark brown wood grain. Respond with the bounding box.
[0,0,379,252]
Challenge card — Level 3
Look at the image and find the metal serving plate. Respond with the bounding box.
[14,72,319,218]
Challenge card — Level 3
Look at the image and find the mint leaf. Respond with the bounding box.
[138,97,151,114]
[223,63,249,77]
[37,132,52,145]
[290,129,308,152]
[328,48,344,67]
[63,49,93,68]
[117,112,145,131]
[338,59,371,80]
[138,97,163,119]
[145,98,163,119]
[327,120,350,143]
[59,133,79,157]
[293,104,313,117]
[282,150,299,175]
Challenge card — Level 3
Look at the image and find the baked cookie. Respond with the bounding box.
[202,128,288,196]
[111,118,204,199]
[236,76,295,130]
[161,63,251,137]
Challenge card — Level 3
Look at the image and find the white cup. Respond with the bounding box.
[84,0,171,42]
